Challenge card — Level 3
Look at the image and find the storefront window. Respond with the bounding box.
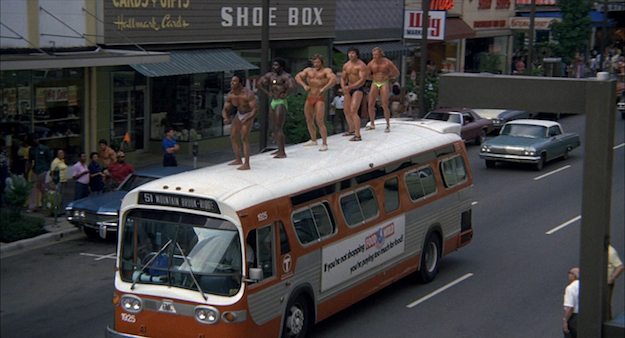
[111,71,146,152]
[1,70,33,175]
[151,73,226,141]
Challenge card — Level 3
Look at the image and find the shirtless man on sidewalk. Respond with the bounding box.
[367,47,400,133]
[340,47,369,142]
[258,58,296,158]
[222,75,258,170]
[295,54,337,151]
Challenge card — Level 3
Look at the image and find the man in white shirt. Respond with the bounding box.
[331,89,345,133]
[563,267,579,338]
[606,245,624,320]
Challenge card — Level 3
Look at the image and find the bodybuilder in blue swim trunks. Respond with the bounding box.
[340,47,369,141]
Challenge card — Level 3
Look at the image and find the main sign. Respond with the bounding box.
[403,10,446,40]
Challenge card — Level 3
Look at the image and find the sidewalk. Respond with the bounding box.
[0,143,261,258]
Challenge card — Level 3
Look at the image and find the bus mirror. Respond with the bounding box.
[248,268,263,281]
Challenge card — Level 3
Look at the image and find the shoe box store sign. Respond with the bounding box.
[403,11,446,41]
[104,0,335,44]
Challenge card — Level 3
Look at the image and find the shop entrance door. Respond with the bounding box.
[111,72,146,152]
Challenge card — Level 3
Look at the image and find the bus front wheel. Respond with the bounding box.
[282,295,310,338]
[417,233,441,284]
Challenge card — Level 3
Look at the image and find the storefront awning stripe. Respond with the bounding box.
[445,18,476,41]
[0,49,170,71]
[333,41,411,59]
[131,49,259,77]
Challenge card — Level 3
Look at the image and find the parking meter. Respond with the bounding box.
[192,142,199,168]
[192,141,199,156]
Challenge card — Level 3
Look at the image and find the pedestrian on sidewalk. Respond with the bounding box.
[162,127,180,167]
[606,245,624,320]
[106,151,135,189]
[0,138,9,207]
[98,139,117,170]
[26,133,52,212]
[331,88,345,133]
[563,267,580,338]
[72,152,90,200]
[88,152,105,195]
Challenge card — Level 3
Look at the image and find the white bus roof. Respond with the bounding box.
[133,118,462,211]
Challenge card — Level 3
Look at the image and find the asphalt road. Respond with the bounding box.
[0,113,623,338]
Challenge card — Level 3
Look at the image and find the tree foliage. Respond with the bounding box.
[549,0,593,64]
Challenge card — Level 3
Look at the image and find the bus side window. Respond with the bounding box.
[384,178,399,212]
[292,202,336,245]
[405,166,437,201]
[340,187,379,227]
[279,222,291,255]
[440,155,467,188]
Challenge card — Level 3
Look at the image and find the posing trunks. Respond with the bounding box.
[306,97,325,106]
[271,98,289,110]
[237,111,252,121]
[372,80,389,90]
[349,86,365,95]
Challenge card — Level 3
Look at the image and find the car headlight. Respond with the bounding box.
[195,306,220,325]
[524,149,536,156]
[481,146,491,152]
[121,295,143,313]
[80,211,86,218]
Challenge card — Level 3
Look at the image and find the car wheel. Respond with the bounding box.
[417,233,441,284]
[485,160,496,168]
[83,227,99,238]
[282,295,311,338]
[562,147,571,160]
[475,130,487,145]
[534,154,545,171]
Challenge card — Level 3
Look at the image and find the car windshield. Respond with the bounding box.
[118,175,157,192]
[500,124,546,138]
[119,209,243,297]
[425,112,461,124]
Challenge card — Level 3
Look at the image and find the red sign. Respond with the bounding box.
[430,0,454,11]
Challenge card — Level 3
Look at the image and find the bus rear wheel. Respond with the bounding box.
[417,233,441,284]
[282,295,310,338]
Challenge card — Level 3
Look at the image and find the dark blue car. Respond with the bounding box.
[66,166,194,239]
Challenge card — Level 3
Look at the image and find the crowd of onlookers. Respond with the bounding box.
[0,134,135,213]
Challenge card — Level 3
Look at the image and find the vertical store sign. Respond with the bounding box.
[403,11,446,40]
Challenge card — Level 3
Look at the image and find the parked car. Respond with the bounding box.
[479,119,580,171]
[424,108,495,145]
[472,109,536,131]
[66,166,194,238]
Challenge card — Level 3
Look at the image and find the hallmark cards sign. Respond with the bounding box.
[403,10,446,40]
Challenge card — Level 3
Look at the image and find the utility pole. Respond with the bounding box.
[259,0,270,150]
[418,0,430,118]
[527,0,535,74]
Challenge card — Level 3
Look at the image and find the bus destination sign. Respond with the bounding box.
[138,192,220,214]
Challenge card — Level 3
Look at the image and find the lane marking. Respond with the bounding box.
[534,165,571,181]
[406,273,473,308]
[80,252,117,260]
[546,215,581,235]
[614,143,624,150]
[471,201,478,206]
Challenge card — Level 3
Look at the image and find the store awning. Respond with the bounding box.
[131,49,259,77]
[333,41,412,59]
[445,18,476,41]
[0,48,170,71]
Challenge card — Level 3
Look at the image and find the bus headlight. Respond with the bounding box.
[195,306,220,325]
[121,295,143,313]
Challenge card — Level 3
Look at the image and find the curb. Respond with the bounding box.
[0,226,82,256]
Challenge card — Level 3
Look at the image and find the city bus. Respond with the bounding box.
[106,118,474,338]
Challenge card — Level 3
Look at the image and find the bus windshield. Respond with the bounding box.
[119,209,243,297]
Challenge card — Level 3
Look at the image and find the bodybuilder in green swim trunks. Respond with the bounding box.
[258,58,296,158]
[366,47,400,133]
